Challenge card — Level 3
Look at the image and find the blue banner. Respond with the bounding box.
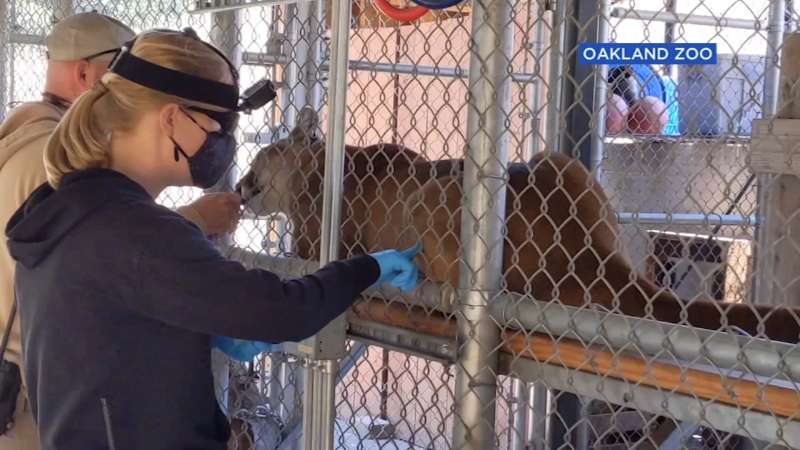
[578,43,717,65]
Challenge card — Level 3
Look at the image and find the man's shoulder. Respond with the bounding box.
[5,101,63,125]
[0,101,62,140]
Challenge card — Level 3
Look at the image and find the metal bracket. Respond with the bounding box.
[348,318,456,364]
[190,0,310,14]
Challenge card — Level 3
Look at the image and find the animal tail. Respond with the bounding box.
[624,274,800,343]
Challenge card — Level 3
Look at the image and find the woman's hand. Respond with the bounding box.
[177,192,242,236]
[369,244,421,293]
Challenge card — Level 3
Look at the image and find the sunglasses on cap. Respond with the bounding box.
[85,48,121,65]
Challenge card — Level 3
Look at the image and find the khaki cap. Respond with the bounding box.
[45,12,135,62]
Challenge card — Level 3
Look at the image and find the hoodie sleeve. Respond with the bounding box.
[127,208,379,343]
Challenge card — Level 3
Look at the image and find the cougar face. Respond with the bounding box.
[237,107,325,216]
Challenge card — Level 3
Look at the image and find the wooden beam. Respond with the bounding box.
[351,299,800,418]
[751,33,800,307]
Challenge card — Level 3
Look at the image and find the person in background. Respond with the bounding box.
[0,13,240,450]
[5,28,419,450]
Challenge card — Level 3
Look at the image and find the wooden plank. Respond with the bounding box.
[503,331,800,419]
[753,119,800,136]
[750,33,800,306]
[350,300,800,418]
[778,34,800,119]
[753,172,800,306]
[749,130,800,176]
[751,34,800,307]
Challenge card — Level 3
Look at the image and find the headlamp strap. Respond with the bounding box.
[110,50,239,110]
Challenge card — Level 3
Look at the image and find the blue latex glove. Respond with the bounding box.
[211,336,276,362]
[369,243,422,293]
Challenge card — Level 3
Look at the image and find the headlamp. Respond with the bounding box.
[108,28,277,133]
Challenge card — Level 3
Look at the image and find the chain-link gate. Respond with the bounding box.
[3,0,800,449]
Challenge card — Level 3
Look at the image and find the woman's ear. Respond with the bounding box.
[159,103,181,137]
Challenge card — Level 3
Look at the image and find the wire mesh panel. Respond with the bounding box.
[4,0,800,449]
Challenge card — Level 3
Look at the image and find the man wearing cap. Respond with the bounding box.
[0,12,241,449]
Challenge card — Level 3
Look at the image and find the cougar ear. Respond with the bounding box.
[290,107,320,141]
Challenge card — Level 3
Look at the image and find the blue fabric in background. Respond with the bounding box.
[212,336,279,362]
[661,76,680,136]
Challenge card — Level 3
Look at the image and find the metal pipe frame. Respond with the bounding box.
[299,0,352,447]
[278,0,322,133]
[267,353,284,416]
[318,1,350,268]
[241,207,758,228]
[191,0,304,14]
[309,0,325,112]
[205,10,243,424]
[347,318,455,364]
[300,360,316,450]
[242,51,541,84]
[320,305,800,447]
[451,0,513,447]
[494,294,800,382]
[663,0,678,79]
[9,32,44,45]
[278,4,302,133]
[500,355,800,448]
[507,378,528,450]
[526,5,548,159]
[590,0,610,172]
[209,9,242,252]
[545,0,567,154]
[615,212,757,226]
[228,248,800,382]
[610,7,765,30]
[763,1,787,119]
[314,360,337,450]
[754,0,787,307]
[526,384,548,450]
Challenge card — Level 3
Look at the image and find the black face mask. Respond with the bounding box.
[171,109,237,189]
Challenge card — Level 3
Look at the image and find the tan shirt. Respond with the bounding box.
[0,100,66,365]
[0,100,206,367]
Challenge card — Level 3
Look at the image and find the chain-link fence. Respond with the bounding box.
[4,0,800,449]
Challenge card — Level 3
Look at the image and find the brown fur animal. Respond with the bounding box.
[237,108,800,343]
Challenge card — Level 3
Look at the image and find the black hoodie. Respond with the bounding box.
[5,168,379,450]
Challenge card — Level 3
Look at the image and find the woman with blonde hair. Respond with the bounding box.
[4,29,419,449]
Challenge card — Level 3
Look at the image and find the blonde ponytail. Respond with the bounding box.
[45,83,111,186]
[43,30,233,187]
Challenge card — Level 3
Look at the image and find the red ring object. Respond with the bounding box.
[373,0,430,23]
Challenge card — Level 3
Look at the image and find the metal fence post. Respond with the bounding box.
[451,0,513,447]
[527,384,549,450]
[280,1,322,129]
[527,4,548,159]
[209,9,243,202]
[545,0,567,154]
[754,0,787,306]
[300,0,352,448]
[207,10,242,421]
[590,0,610,172]
[762,1,786,118]
[508,378,529,450]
